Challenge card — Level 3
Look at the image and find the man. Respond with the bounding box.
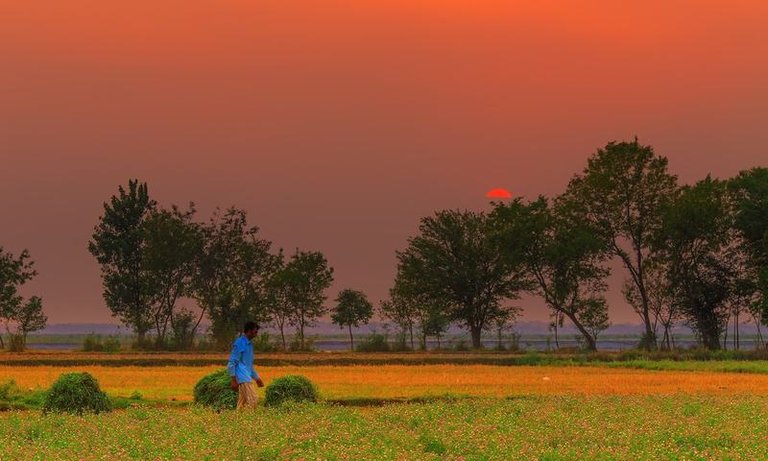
[228,321,264,409]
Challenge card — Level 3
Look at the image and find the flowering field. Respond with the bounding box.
[3,357,768,460]
[4,364,768,401]
[2,395,768,460]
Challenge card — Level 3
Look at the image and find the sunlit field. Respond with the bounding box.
[4,363,768,402]
[4,354,768,460]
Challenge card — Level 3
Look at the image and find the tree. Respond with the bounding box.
[622,261,680,350]
[331,289,373,350]
[191,208,278,350]
[658,177,736,350]
[397,209,530,349]
[563,139,678,349]
[284,250,334,350]
[492,306,522,350]
[378,290,417,350]
[0,247,45,351]
[493,197,611,351]
[422,307,451,350]
[142,205,203,349]
[88,180,157,344]
[729,167,768,334]
[10,297,47,350]
[265,256,293,351]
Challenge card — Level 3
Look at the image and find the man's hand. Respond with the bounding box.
[230,377,239,391]
[256,378,264,388]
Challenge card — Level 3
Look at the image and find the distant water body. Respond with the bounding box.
[25,339,762,352]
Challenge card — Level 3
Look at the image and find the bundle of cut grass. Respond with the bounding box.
[42,372,111,415]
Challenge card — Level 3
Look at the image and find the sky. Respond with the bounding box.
[2,1,768,325]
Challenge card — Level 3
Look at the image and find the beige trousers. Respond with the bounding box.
[237,382,258,410]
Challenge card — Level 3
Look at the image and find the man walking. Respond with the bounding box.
[228,321,264,409]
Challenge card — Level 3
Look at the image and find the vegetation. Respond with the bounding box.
[331,289,373,350]
[42,372,111,415]
[2,395,768,459]
[264,375,319,407]
[192,369,237,411]
[0,247,46,351]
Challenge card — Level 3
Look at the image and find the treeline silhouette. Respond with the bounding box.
[2,139,766,352]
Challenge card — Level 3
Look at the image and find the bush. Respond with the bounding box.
[356,333,391,352]
[82,334,121,352]
[193,369,237,411]
[42,372,111,415]
[264,375,318,407]
[252,332,277,353]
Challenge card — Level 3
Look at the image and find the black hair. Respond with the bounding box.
[243,321,259,333]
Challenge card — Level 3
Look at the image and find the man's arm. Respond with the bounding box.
[227,341,241,390]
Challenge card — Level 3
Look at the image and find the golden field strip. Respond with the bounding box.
[3,364,768,401]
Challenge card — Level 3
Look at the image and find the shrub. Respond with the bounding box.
[252,332,276,353]
[0,379,20,401]
[453,339,470,351]
[82,334,121,352]
[356,333,391,352]
[264,375,318,407]
[193,369,237,411]
[42,372,111,415]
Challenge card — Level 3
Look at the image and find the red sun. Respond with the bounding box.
[486,188,512,199]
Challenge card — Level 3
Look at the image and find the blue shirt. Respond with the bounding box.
[227,335,260,384]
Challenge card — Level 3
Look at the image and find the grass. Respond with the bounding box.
[2,396,768,460]
[3,363,768,403]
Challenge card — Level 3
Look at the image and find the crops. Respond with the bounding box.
[3,364,768,402]
[3,354,768,459]
[3,396,768,460]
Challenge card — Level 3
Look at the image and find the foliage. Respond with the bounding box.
[143,205,203,349]
[396,209,529,348]
[42,372,111,415]
[264,375,319,407]
[88,180,157,342]
[82,334,122,352]
[251,332,277,353]
[0,247,46,351]
[192,208,279,350]
[563,139,678,349]
[331,289,373,350]
[355,333,391,352]
[282,250,334,351]
[192,369,238,411]
[657,177,737,350]
[493,197,610,350]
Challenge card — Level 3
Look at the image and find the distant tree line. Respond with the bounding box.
[384,139,768,351]
[88,180,337,350]
[5,138,767,353]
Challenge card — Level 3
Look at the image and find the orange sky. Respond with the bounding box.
[2,1,768,324]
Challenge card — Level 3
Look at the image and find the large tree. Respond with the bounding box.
[283,250,334,351]
[331,289,373,350]
[659,177,737,350]
[729,167,768,330]
[397,209,529,349]
[191,207,278,350]
[563,139,678,349]
[493,198,611,351]
[0,247,45,351]
[142,204,203,349]
[88,180,156,344]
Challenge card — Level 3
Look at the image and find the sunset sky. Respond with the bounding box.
[2,1,768,325]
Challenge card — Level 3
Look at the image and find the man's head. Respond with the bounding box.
[243,321,260,340]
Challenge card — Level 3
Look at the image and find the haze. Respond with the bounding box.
[2,1,768,324]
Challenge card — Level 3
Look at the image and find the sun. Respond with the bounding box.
[486,188,512,199]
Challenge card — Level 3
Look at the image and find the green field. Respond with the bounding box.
[2,395,768,460]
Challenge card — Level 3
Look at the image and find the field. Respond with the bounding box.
[3,352,768,460]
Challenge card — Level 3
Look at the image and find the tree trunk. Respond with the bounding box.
[409,324,414,350]
[280,326,286,351]
[470,325,482,349]
[0,334,4,349]
[348,324,354,351]
[566,314,597,352]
